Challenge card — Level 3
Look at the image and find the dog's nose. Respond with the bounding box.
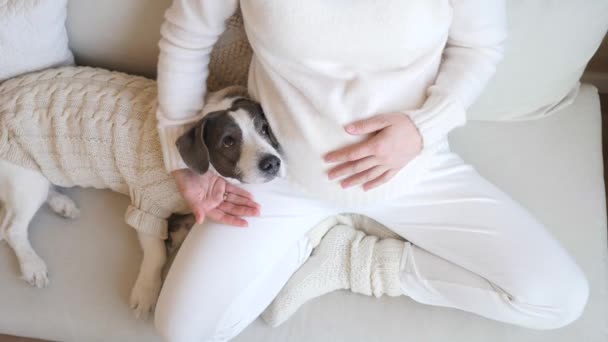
[259,155,281,176]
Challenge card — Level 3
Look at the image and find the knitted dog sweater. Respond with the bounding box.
[0,67,186,239]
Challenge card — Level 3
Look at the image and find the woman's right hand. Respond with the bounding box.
[172,168,260,227]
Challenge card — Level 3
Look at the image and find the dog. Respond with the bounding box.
[0,67,283,319]
[177,87,284,183]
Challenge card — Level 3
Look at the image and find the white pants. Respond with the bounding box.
[155,147,589,342]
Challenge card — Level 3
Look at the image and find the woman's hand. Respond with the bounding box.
[324,113,422,191]
[172,168,260,227]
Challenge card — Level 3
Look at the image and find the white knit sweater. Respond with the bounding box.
[157,0,507,205]
[0,67,186,239]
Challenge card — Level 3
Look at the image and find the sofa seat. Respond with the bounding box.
[0,84,606,342]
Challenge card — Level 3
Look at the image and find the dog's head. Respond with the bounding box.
[176,87,284,184]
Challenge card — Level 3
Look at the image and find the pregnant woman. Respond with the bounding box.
[154,1,589,341]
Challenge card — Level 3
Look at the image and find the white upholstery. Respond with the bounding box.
[66,0,170,78]
[468,1,608,120]
[1,85,605,342]
[0,1,605,341]
[0,0,74,82]
[65,0,608,121]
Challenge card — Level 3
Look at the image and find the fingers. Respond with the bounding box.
[340,166,388,189]
[207,209,249,228]
[345,115,391,135]
[328,156,378,180]
[363,169,397,191]
[225,183,256,201]
[218,202,260,217]
[224,192,260,211]
[224,186,260,211]
[324,138,378,163]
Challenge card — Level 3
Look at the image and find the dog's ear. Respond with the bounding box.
[176,111,225,174]
[176,118,210,174]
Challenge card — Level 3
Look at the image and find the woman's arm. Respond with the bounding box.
[410,0,507,149]
[157,0,238,172]
[325,0,507,190]
[157,1,260,226]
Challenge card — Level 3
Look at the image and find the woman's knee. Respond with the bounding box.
[154,288,211,342]
[154,283,234,342]
[513,264,589,330]
[547,269,589,329]
[153,252,233,342]
[153,242,309,341]
[154,302,187,342]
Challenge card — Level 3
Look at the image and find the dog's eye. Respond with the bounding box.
[261,124,269,136]
[222,136,235,148]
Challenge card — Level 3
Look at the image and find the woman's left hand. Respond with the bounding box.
[324,113,422,191]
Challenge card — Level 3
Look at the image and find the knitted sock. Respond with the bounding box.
[262,225,405,327]
[369,238,405,297]
[262,225,360,326]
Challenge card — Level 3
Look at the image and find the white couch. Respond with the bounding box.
[0,1,607,341]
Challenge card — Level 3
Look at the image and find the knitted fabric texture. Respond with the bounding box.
[206,10,252,92]
[0,66,186,239]
[262,225,405,327]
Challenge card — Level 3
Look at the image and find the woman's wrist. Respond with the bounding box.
[405,92,466,151]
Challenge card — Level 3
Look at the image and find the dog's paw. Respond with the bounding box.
[130,277,162,320]
[47,193,80,219]
[20,257,49,288]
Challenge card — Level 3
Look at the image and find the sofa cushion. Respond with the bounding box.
[0,84,604,342]
[0,0,74,82]
[468,1,608,121]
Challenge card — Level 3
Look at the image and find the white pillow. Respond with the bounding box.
[468,1,608,121]
[0,0,74,82]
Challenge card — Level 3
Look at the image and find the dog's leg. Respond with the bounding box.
[0,161,51,288]
[46,187,80,219]
[4,208,50,288]
[166,213,196,255]
[130,231,167,320]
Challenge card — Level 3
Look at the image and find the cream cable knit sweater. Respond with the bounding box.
[0,67,186,239]
[157,0,507,206]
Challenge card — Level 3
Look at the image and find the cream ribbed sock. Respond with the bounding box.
[262,225,405,327]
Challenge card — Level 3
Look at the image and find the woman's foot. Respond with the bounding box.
[263,224,406,327]
[262,225,364,326]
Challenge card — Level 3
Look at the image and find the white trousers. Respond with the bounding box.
[155,147,589,342]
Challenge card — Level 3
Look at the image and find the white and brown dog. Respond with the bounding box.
[0,68,282,319]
